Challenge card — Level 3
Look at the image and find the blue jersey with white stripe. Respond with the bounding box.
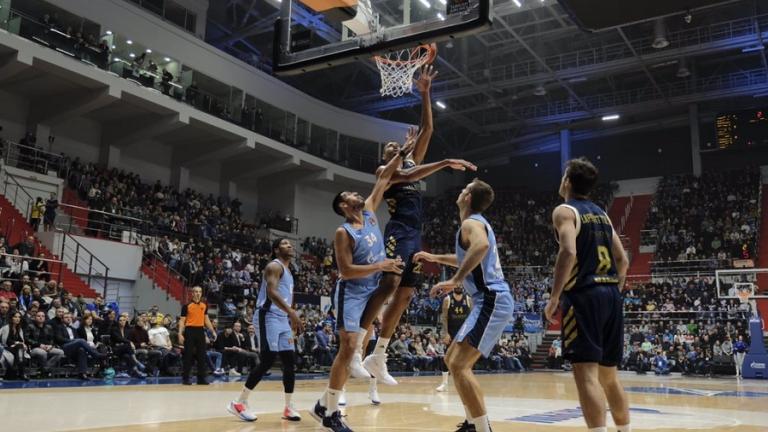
[256,259,294,317]
[340,210,385,286]
[455,214,510,296]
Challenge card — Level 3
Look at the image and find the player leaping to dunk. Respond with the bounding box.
[354,47,479,386]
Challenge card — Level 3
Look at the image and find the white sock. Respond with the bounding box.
[355,333,366,355]
[441,371,449,385]
[319,389,328,407]
[284,393,293,406]
[588,427,607,432]
[237,388,251,404]
[373,337,390,356]
[327,388,342,415]
[616,424,632,432]
[473,414,491,432]
[369,377,378,390]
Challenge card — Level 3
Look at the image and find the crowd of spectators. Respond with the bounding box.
[646,168,760,263]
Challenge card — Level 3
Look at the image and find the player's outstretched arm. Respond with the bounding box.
[389,159,477,185]
[334,227,403,280]
[429,220,488,298]
[545,206,578,322]
[414,251,458,268]
[411,60,438,165]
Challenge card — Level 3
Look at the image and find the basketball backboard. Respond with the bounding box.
[272,0,491,75]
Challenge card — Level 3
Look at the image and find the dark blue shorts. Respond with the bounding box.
[383,220,422,287]
[560,284,624,367]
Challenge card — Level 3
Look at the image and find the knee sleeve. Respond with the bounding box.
[279,351,296,394]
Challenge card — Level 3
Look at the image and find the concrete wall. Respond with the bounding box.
[132,275,182,315]
[44,0,411,143]
[42,232,143,280]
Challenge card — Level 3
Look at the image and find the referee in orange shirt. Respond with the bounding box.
[179,286,216,385]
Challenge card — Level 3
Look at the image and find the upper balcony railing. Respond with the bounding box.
[1,3,383,174]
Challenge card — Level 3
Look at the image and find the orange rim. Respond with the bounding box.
[373,44,435,65]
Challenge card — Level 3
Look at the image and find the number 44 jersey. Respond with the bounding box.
[557,199,619,293]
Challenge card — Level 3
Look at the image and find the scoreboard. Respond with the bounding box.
[715,109,768,150]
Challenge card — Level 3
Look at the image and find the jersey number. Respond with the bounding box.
[596,246,611,275]
[364,233,377,247]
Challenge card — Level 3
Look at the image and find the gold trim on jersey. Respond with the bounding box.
[563,307,577,348]
[564,262,579,291]
[386,236,397,256]
[565,329,578,348]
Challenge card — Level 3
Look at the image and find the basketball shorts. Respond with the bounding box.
[383,220,422,287]
[560,284,624,366]
[455,290,514,357]
[333,280,378,333]
[257,309,293,354]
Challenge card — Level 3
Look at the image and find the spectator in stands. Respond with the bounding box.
[0,311,29,380]
[242,324,260,370]
[0,281,16,303]
[14,235,36,257]
[111,313,147,378]
[389,333,415,371]
[147,316,180,375]
[411,335,433,371]
[52,310,104,380]
[314,323,334,366]
[653,350,670,375]
[216,324,246,376]
[27,310,64,375]
[76,314,100,348]
[30,197,45,231]
[44,193,58,231]
[130,312,162,375]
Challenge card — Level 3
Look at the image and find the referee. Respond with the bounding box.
[179,286,216,385]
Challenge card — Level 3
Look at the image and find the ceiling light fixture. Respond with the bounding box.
[602,114,620,121]
[513,0,522,7]
[164,57,171,62]
[105,30,112,35]
[742,45,765,53]
[126,39,133,45]
[146,49,152,53]
[436,101,447,109]
[437,13,445,20]
[129,53,136,58]
[652,19,669,49]
[533,85,546,96]
[419,0,431,8]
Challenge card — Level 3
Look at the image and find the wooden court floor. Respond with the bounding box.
[1,371,767,431]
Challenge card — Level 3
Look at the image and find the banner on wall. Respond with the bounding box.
[523,313,543,333]
[321,296,332,315]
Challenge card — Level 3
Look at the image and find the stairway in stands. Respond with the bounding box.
[607,195,654,276]
[531,333,559,370]
[0,194,99,298]
[140,256,186,303]
[61,186,89,231]
[756,185,768,293]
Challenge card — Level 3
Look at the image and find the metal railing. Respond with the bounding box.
[56,202,146,240]
[649,258,733,274]
[2,139,67,177]
[0,170,34,224]
[57,233,110,297]
[0,252,66,286]
[135,235,190,304]
[619,195,634,235]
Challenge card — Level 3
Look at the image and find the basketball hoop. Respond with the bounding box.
[373,44,436,97]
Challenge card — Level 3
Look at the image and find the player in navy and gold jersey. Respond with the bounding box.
[436,286,472,392]
[545,157,631,432]
[352,60,478,387]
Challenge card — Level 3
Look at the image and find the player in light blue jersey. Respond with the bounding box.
[310,136,411,432]
[227,238,303,423]
[415,179,514,432]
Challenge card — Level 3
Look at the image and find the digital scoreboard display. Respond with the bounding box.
[715,109,768,149]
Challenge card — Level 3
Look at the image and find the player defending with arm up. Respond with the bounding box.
[310,137,414,432]
[544,157,631,432]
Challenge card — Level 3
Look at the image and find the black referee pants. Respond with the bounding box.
[182,327,207,382]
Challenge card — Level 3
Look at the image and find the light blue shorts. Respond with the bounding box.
[333,280,378,333]
[257,309,293,353]
[455,290,514,357]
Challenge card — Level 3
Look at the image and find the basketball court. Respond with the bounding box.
[1,372,766,431]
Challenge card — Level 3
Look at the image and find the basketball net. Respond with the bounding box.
[374,45,435,97]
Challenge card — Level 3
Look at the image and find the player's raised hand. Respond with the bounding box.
[430,279,459,298]
[413,251,436,263]
[445,159,477,172]
[401,127,418,155]
[414,63,438,94]
[379,257,404,274]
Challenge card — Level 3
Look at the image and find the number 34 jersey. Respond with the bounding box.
[556,199,619,293]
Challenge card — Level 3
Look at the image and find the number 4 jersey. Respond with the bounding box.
[556,199,619,292]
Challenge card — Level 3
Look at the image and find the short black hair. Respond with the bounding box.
[271,237,287,258]
[332,192,345,216]
[468,179,495,213]
[565,157,598,196]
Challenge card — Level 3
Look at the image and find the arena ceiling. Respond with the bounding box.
[205,0,768,162]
